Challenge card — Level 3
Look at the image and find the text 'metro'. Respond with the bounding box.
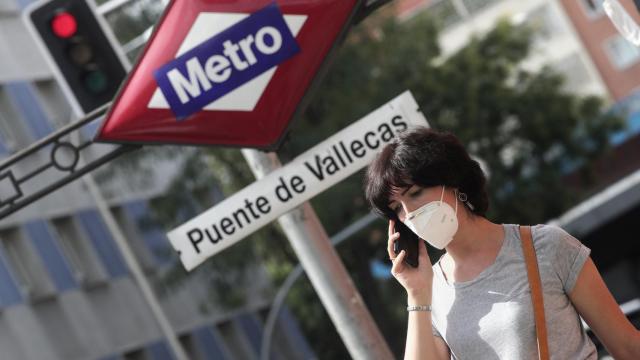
[154,3,300,119]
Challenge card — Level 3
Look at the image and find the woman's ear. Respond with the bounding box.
[455,188,475,211]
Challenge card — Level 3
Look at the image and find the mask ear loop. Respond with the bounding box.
[441,185,458,214]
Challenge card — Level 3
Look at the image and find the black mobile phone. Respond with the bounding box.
[393,220,420,268]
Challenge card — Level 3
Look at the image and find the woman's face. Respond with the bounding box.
[388,185,454,222]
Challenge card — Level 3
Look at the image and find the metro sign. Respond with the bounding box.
[95,0,363,150]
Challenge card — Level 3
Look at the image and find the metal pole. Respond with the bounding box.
[241,149,393,360]
[73,135,188,360]
[260,212,378,360]
[81,175,189,360]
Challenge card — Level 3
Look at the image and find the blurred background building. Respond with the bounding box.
[0,0,314,359]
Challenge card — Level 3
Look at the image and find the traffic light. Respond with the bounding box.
[25,0,127,115]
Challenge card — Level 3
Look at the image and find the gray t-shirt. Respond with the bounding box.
[431,224,597,359]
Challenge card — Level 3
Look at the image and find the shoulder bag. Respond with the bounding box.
[519,226,550,360]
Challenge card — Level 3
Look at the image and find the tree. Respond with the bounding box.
[272,11,623,358]
[145,9,623,359]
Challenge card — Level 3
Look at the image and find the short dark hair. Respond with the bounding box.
[364,127,489,219]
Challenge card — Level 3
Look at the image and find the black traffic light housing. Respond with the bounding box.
[25,0,127,115]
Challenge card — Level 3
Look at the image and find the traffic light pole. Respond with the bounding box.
[241,149,393,360]
[79,167,190,360]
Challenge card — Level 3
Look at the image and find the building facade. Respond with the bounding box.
[396,0,610,98]
[558,0,640,101]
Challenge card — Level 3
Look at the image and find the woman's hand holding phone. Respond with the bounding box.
[388,219,433,304]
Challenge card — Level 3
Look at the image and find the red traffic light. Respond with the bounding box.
[51,11,77,38]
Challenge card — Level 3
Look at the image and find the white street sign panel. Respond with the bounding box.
[168,91,429,271]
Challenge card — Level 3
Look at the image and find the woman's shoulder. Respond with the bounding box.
[521,223,589,260]
[531,223,571,241]
[505,223,585,253]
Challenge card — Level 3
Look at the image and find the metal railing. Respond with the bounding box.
[0,103,139,219]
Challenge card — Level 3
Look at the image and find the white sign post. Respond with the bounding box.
[168,91,428,270]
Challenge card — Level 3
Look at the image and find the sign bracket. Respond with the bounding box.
[0,103,140,220]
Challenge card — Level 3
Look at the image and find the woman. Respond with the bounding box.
[364,127,640,359]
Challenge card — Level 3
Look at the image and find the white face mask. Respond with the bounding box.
[404,185,459,249]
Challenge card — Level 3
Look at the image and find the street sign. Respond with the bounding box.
[168,91,429,271]
[95,0,364,150]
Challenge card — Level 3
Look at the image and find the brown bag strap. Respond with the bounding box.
[519,226,550,360]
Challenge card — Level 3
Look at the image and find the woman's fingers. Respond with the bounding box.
[387,232,400,260]
[387,219,399,259]
[391,250,406,275]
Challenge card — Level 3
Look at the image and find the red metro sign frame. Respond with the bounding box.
[95,0,364,150]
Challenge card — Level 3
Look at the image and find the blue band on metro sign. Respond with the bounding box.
[154,3,300,119]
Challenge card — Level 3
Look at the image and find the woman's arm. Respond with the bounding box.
[569,257,640,360]
[388,220,450,360]
[404,290,450,360]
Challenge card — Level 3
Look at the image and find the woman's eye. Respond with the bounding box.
[409,188,422,197]
[391,205,403,215]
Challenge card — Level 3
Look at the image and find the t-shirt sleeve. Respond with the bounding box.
[545,225,591,293]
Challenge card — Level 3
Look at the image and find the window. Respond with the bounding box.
[0,86,30,150]
[527,5,562,42]
[3,82,54,140]
[178,334,200,360]
[24,220,78,292]
[76,209,129,278]
[11,0,34,10]
[0,0,19,13]
[580,0,605,19]
[32,80,74,129]
[121,201,174,268]
[146,341,174,360]
[235,314,263,354]
[51,217,109,287]
[0,112,17,152]
[0,246,23,306]
[275,306,316,359]
[103,0,166,45]
[604,35,640,69]
[111,206,156,272]
[217,320,256,360]
[461,0,499,16]
[192,326,233,360]
[122,348,147,360]
[0,228,56,301]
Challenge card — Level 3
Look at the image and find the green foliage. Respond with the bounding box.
[143,147,299,311]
